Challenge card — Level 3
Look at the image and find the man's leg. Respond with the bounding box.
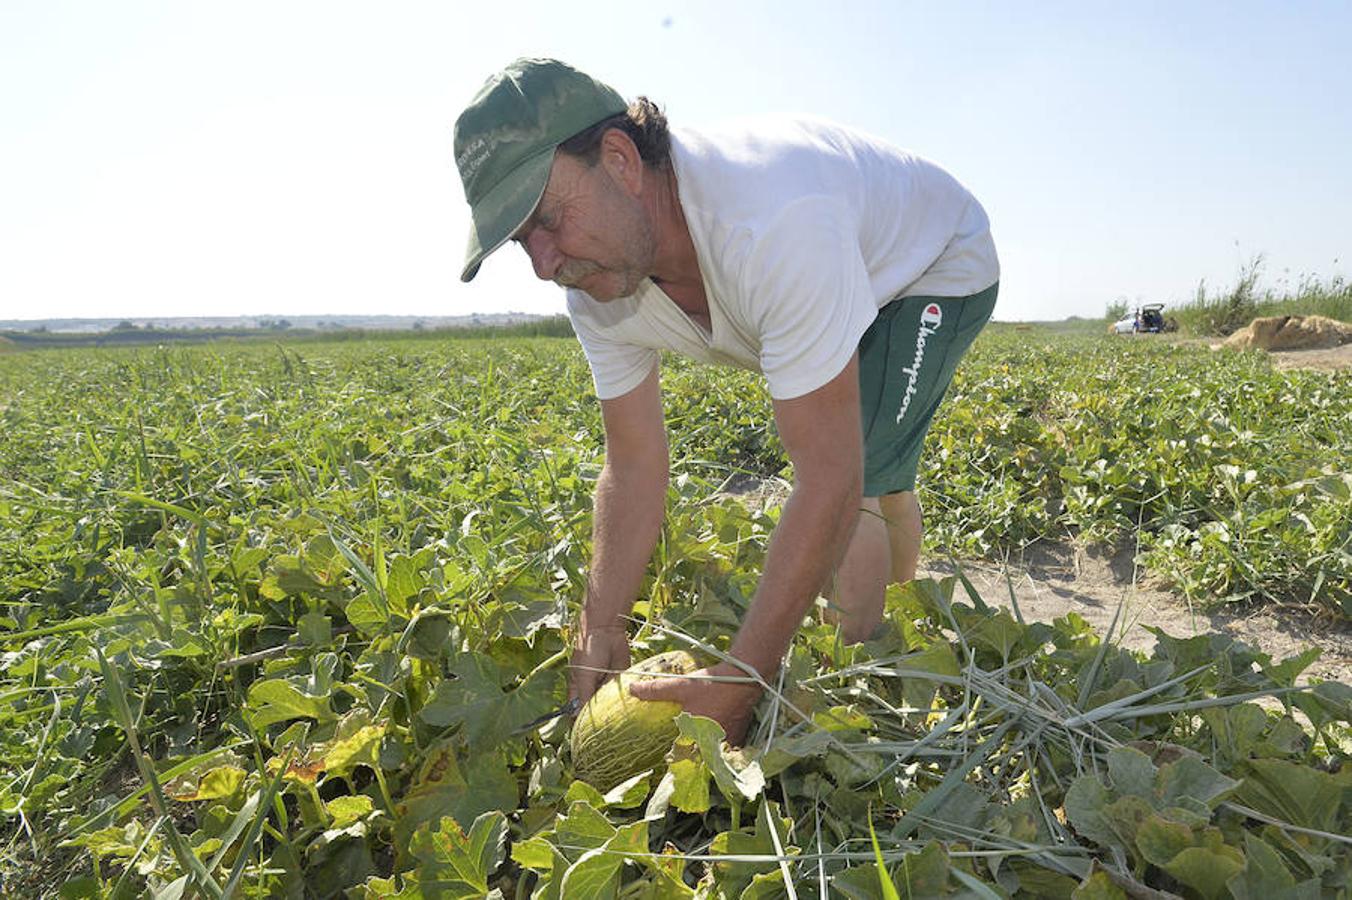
[829,492,923,642]
[825,498,889,643]
[842,283,998,641]
[879,490,922,585]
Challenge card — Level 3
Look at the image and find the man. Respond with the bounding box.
[454,58,998,744]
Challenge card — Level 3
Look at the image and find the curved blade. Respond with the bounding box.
[513,696,581,735]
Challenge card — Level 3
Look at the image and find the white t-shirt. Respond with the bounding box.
[566,115,999,401]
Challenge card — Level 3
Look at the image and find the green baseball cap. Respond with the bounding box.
[454,58,627,282]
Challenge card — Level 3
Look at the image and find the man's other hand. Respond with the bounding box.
[628,662,764,746]
[568,626,631,704]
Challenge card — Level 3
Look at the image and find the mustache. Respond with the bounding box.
[554,261,601,288]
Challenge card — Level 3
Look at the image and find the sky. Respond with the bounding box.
[1,1,1348,323]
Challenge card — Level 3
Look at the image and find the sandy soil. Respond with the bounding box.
[919,543,1352,685]
[1266,343,1352,373]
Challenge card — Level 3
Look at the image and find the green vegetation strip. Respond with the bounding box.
[0,333,1347,896]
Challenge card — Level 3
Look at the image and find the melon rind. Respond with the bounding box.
[569,650,699,791]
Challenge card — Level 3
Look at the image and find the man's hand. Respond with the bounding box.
[568,626,631,704]
[628,662,764,746]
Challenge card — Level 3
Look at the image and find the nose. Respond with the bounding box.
[522,228,563,282]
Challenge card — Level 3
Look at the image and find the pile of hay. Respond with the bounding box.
[1223,314,1352,351]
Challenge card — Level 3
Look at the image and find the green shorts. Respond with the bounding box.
[857,281,997,496]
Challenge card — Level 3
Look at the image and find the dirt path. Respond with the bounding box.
[919,542,1352,685]
[1266,343,1352,373]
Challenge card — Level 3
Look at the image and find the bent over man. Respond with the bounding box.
[454,58,998,743]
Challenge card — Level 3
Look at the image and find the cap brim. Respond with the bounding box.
[460,146,555,282]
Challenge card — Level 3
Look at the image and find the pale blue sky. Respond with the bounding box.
[1,1,1347,322]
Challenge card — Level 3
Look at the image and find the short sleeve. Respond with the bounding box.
[566,290,661,400]
[743,197,879,399]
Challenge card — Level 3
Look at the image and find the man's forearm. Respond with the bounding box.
[729,477,860,677]
[580,461,668,630]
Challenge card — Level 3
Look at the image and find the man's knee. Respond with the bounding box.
[878,491,921,534]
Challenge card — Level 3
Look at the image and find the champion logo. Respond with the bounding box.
[894,303,943,424]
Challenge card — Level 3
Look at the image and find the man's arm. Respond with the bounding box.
[728,355,863,677]
[569,365,670,702]
[631,357,863,741]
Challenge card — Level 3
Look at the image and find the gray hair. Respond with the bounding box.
[557,97,671,168]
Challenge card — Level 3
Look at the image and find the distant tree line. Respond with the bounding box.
[0,315,576,350]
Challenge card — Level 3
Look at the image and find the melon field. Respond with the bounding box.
[0,330,1349,898]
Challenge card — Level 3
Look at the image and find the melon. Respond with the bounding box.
[569,650,699,790]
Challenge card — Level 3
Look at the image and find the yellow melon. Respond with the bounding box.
[569,650,699,791]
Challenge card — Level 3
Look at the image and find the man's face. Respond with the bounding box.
[511,151,655,301]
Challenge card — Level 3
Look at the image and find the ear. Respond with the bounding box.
[598,128,644,197]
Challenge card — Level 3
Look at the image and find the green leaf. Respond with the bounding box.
[496,597,565,640]
[673,713,765,802]
[512,835,560,871]
[419,651,561,749]
[638,844,695,899]
[1293,680,1352,731]
[1227,833,1305,900]
[666,754,712,814]
[1261,647,1321,688]
[1161,845,1245,900]
[709,802,796,897]
[914,782,989,840]
[57,877,104,900]
[409,809,508,899]
[345,595,390,635]
[553,800,617,862]
[406,612,453,661]
[1063,776,1116,849]
[1155,755,1240,810]
[1236,757,1344,831]
[64,822,156,861]
[385,554,426,617]
[834,864,893,900]
[563,779,607,808]
[298,611,332,647]
[1200,703,1270,765]
[1098,796,1154,860]
[1105,746,1156,800]
[167,766,247,802]
[1009,861,1082,897]
[522,842,573,900]
[890,842,950,899]
[354,873,422,898]
[326,795,375,829]
[323,724,385,778]
[245,678,336,728]
[1071,870,1127,899]
[558,820,647,899]
[1134,814,1196,868]
[556,846,622,899]
[394,739,518,858]
[601,771,652,809]
[965,609,1026,660]
[760,728,840,777]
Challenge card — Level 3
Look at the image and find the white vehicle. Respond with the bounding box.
[1110,303,1175,335]
[1111,314,1138,334]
